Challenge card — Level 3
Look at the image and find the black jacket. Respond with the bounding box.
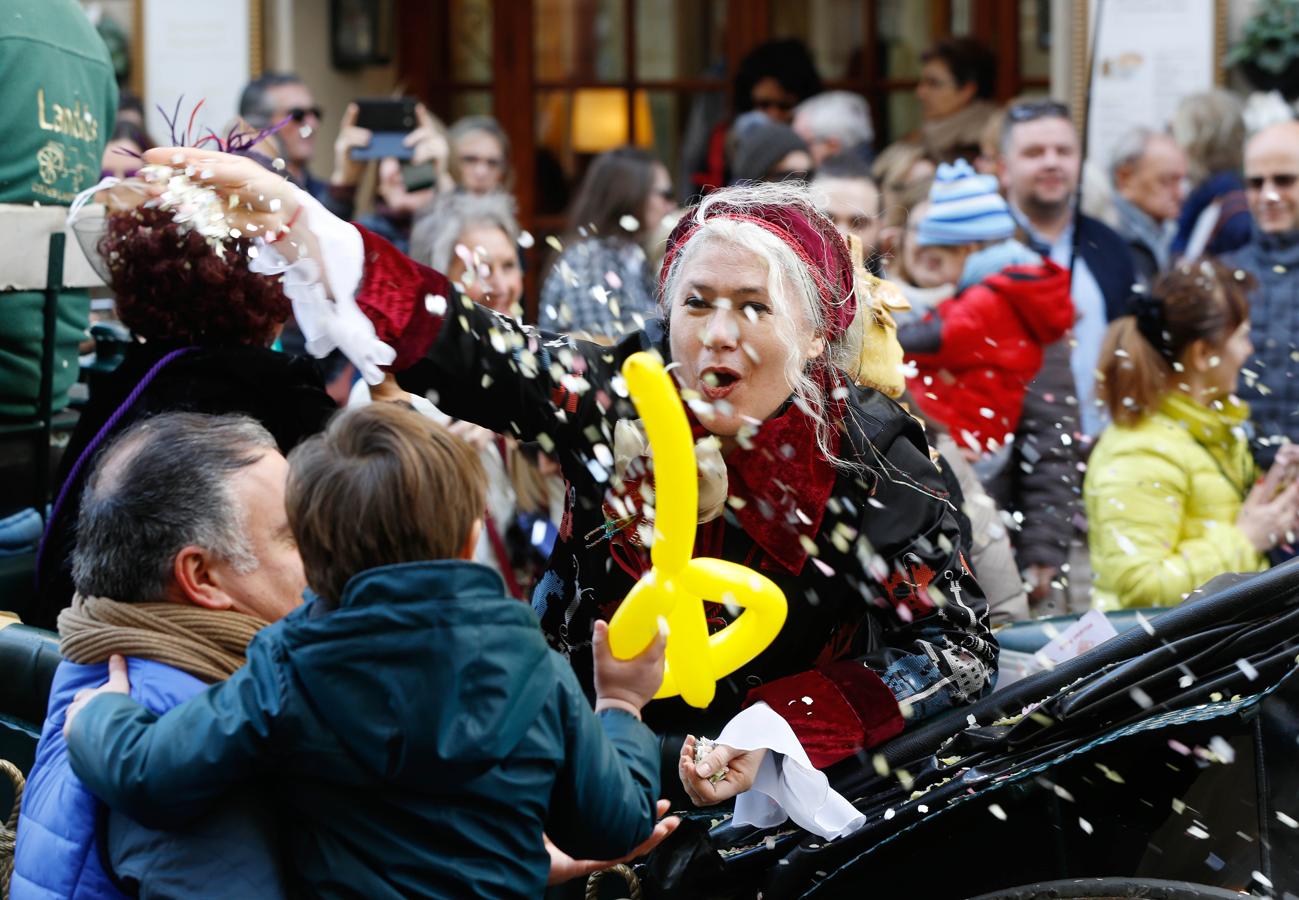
[985,337,1082,570]
[1075,213,1136,323]
[32,343,337,629]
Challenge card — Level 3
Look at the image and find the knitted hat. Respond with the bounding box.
[915,159,1015,247]
[659,198,857,342]
[731,119,811,183]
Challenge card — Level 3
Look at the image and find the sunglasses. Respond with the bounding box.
[1007,100,1071,123]
[288,106,323,123]
[753,97,797,113]
[460,154,504,170]
[1246,173,1299,191]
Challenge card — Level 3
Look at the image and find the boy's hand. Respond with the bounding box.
[593,619,665,718]
[544,799,680,885]
[63,654,130,739]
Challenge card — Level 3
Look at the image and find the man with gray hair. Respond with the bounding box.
[14,412,302,899]
[239,72,323,196]
[238,71,358,220]
[1109,127,1188,288]
[793,90,875,167]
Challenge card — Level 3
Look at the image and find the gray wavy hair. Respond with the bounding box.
[1108,127,1163,183]
[794,91,875,151]
[410,192,520,271]
[659,180,863,469]
[72,413,276,603]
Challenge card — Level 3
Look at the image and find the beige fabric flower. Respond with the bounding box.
[613,418,728,524]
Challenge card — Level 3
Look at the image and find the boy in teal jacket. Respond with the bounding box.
[64,403,666,899]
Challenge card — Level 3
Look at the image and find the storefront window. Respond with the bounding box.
[534,0,626,81]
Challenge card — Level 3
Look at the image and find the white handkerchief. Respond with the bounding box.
[715,702,866,841]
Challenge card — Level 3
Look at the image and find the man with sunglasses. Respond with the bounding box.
[238,73,337,213]
[1223,120,1299,467]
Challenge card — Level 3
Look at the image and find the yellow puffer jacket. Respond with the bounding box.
[1085,392,1265,610]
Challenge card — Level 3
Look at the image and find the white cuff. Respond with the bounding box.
[249,187,394,385]
[716,702,866,841]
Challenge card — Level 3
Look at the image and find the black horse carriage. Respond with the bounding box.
[586,561,1299,900]
[6,561,1299,899]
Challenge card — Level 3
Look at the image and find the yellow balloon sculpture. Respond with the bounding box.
[607,352,788,708]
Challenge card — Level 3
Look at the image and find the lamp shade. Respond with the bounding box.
[571,88,653,153]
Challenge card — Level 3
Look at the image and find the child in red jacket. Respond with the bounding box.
[898,160,1073,460]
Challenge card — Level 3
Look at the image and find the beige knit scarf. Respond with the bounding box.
[58,594,268,684]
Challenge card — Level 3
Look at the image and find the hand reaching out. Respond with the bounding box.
[544,799,680,885]
[63,654,130,739]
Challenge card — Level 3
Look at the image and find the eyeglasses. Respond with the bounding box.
[288,106,323,123]
[1246,173,1299,191]
[752,97,797,113]
[460,154,504,170]
[1006,100,1071,123]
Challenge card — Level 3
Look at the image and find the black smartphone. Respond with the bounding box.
[353,97,418,160]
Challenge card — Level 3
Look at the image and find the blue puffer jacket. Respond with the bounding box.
[12,658,204,900]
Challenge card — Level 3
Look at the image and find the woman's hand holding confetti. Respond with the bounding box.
[141,147,304,252]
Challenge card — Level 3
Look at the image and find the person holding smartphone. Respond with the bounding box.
[331,99,454,254]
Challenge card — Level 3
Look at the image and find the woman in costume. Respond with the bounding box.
[137,145,996,804]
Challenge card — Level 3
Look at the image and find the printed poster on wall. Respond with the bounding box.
[1085,0,1217,173]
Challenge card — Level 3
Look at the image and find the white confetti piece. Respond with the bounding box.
[1208,735,1236,764]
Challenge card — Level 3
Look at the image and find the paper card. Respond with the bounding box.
[1036,608,1120,668]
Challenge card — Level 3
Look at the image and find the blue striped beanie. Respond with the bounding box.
[915,159,1016,247]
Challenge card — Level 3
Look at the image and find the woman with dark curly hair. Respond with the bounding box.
[31,197,337,630]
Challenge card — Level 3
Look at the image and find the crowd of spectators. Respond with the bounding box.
[6,2,1299,894]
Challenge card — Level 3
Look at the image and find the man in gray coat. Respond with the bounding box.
[1223,120,1299,466]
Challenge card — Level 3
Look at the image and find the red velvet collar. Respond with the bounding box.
[691,368,843,575]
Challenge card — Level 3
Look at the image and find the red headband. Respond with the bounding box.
[658,201,857,341]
